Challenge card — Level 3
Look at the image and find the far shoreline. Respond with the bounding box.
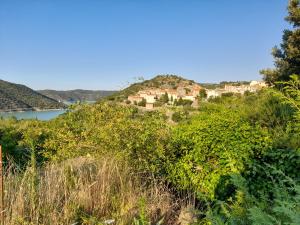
[0,108,66,113]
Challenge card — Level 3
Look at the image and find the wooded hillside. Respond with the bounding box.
[0,79,65,111]
[38,89,116,102]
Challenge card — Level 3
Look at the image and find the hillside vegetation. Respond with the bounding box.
[0,76,299,224]
[0,79,65,111]
[106,74,198,101]
[38,89,117,102]
[0,1,299,224]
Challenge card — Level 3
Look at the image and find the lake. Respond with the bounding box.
[0,109,67,121]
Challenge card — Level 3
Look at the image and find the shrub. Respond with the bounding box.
[221,92,234,97]
[174,98,193,106]
[40,103,170,174]
[138,98,146,107]
[153,101,163,107]
[244,148,300,198]
[198,89,207,99]
[160,93,169,103]
[166,108,272,199]
[203,173,300,225]
[171,111,189,123]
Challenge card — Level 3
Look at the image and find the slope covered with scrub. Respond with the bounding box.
[0,79,65,111]
[106,74,199,101]
[38,89,117,102]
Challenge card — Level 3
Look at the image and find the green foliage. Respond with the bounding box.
[260,0,300,84]
[171,110,189,123]
[0,118,50,166]
[153,101,163,107]
[174,98,193,106]
[242,90,294,129]
[160,92,169,104]
[166,108,272,199]
[278,75,300,129]
[204,174,300,225]
[138,98,146,107]
[198,89,207,99]
[134,198,150,225]
[205,89,298,149]
[244,148,300,198]
[221,92,234,98]
[38,103,170,174]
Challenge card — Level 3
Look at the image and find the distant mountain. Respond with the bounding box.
[0,79,65,112]
[38,89,117,102]
[106,74,200,101]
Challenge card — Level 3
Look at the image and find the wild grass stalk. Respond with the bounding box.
[3,156,186,225]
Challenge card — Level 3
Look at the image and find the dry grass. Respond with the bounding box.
[3,156,186,225]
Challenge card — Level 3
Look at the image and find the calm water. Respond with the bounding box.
[0,109,67,121]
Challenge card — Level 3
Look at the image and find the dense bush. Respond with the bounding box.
[0,118,49,166]
[204,174,300,225]
[39,103,170,174]
[171,110,189,123]
[138,98,146,107]
[244,148,300,198]
[174,98,193,106]
[166,108,272,199]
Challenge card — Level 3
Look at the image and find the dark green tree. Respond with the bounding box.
[199,89,207,99]
[160,92,169,103]
[137,98,146,107]
[260,0,300,85]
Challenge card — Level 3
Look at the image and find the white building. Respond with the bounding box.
[144,94,156,104]
[182,95,196,101]
[250,80,267,87]
[206,89,223,98]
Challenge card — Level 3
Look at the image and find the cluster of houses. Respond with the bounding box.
[127,80,267,109]
[206,81,267,98]
[127,84,202,109]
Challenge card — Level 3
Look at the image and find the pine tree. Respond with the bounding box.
[160,92,169,103]
[260,0,300,85]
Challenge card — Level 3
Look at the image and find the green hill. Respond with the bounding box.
[38,89,116,102]
[0,79,65,112]
[106,74,199,101]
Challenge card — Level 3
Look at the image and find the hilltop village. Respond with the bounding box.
[126,79,267,109]
[206,80,267,98]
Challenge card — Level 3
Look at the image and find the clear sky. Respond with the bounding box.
[0,0,289,90]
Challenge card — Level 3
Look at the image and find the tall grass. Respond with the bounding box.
[3,156,184,225]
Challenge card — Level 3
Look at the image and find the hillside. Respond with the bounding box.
[106,74,199,101]
[38,89,116,102]
[0,79,65,112]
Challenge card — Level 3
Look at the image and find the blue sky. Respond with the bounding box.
[0,0,288,90]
